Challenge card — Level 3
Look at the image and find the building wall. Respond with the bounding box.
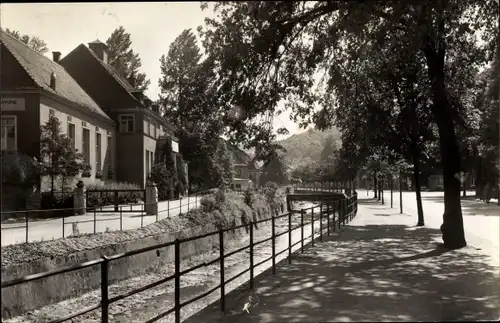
[39,96,116,190]
[248,169,260,187]
[233,165,249,179]
[1,44,38,89]
[1,93,41,158]
[143,134,157,186]
[1,44,41,158]
[115,130,144,187]
[60,47,138,112]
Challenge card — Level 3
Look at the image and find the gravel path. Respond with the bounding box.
[4,202,339,323]
[185,196,500,323]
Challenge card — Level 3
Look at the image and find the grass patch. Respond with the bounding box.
[1,187,286,267]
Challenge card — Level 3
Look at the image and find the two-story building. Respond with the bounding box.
[225,142,261,190]
[60,40,179,188]
[1,30,116,199]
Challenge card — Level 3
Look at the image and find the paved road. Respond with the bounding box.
[186,195,500,323]
[1,196,201,246]
[376,189,500,251]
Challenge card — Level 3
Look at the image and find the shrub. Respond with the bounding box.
[39,191,74,219]
[150,163,176,200]
[200,195,217,212]
[259,182,279,202]
[243,188,256,206]
[40,191,73,210]
[214,188,226,204]
[85,181,142,208]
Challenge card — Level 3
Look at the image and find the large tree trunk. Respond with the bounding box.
[412,148,425,226]
[423,44,467,249]
[374,172,378,198]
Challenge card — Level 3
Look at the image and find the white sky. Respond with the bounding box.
[1,2,307,139]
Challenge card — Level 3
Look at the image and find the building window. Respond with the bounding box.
[119,114,135,132]
[107,133,112,178]
[146,117,152,137]
[82,127,90,164]
[96,132,102,172]
[68,122,76,149]
[235,168,242,177]
[145,149,150,178]
[1,116,17,151]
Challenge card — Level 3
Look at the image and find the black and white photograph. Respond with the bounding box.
[1,1,499,322]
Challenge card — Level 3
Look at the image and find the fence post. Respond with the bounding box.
[219,229,225,311]
[343,198,347,227]
[114,191,119,212]
[249,222,254,289]
[288,212,292,264]
[271,213,276,275]
[326,204,330,236]
[311,207,315,247]
[168,199,170,218]
[141,211,144,228]
[25,211,29,243]
[174,239,180,323]
[120,206,123,231]
[179,197,183,216]
[319,204,323,242]
[187,196,190,214]
[94,208,97,234]
[332,201,336,232]
[300,209,304,253]
[338,200,342,230]
[101,256,109,323]
[62,212,65,238]
[399,172,403,214]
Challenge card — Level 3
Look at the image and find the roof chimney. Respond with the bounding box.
[52,51,61,63]
[128,75,136,88]
[88,40,108,64]
[50,72,57,90]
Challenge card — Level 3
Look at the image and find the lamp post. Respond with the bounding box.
[399,170,403,214]
[390,174,394,208]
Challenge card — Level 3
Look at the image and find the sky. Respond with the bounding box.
[2,2,307,139]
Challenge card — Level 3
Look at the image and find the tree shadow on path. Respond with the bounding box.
[185,220,500,323]
[420,195,500,217]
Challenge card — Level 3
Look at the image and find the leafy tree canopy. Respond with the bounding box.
[6,28,48,54]
[106,26,150,92]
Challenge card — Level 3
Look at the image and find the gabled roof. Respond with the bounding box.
[78,43,137,95]
[224,140,260,170]
[63,42,179,134]
[0,29,113,123]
